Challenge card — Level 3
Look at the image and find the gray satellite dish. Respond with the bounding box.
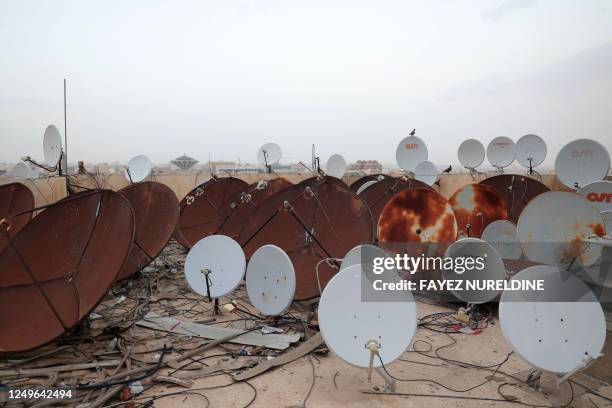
[184,235,246,298]
[125,155,152,183]
[356,180,378,195]
[414,160,437,186]
[517,191,604,269]
[11,162,34,179]
[43,125,63,165]
[481,220,522,260]
[499,265,606,374]
[458,139,485,170]
[396,135,428,172]
[318,264,417,368]
[257,143,282,166]
[515,134,547,169]
[577,181,612,213]
[487,136,515,169]
[443,238,505,303]
[326,154,347,178]
[246,245,296,316]
[555,139,610,189]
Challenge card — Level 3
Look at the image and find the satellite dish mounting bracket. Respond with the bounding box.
[201,268,221,315]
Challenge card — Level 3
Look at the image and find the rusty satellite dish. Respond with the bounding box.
[215,178,293,240]
[359,176,434,228]
[0,189,134,352]
[448,183,508,238]
[378,188,458,244]
[115,181,179,281]
[174,177,249,248]
[517,191,604,269]
[0,183,34,239]
[480,174,550,223]
[239,179,373,300]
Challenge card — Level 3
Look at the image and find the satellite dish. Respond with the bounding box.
[396,136,428,172]
[379,188,458,243]
[487,136,515,169]
[340,244,389,272]
[481,220,522,260]
[517,191,604,268]
[356,180,378,195]
[257,143,282,166]
[577,181,612,213]
[443,238,505,303]
[0,189,134,352]
[326,154,347,178]
[174,177,249,248]
[116,182,180,281]
[414,160,437,186]
[602,211,612,234]
[555,139,610,189]
[499,265,606,374]
[515,134,547,168]
[318,264,417,368]
[184,235,246,299]
[458,139,485,169]
[43,125,63,165]
[246,245,295,316]
[125,155,152,183]
[11,162,34,179]
[448,183,508,238]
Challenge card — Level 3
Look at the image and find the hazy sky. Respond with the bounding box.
[1,0,611,168]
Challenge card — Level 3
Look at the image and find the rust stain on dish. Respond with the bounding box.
[449,183,507,238]
[174,177,248,248]
[116,181,179,281]
[359,177,434,227]
[378,188,457,244]
[0,189,134,352]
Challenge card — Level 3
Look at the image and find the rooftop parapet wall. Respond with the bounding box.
[0,172,570,209]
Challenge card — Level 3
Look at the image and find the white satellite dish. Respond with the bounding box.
[555,139,610,189]
[414,160,438,186]
[11,162,34,179]
[246,245,296,316]
[487,136,515,169]
[125,155,152,183]
[517,191,604,268]
[515,134,547,169]
[257,143,282,166]
[356,180,378,195]
[318,264,417,368]
[443,238,505,304]
[577,181,612,213]
[184,235,246,299]
[43,125,63,165]
[396,135,428,172]
[340,244,390,272]
[481,220,522,260]
[499,265,606,374]
[602,211,612,234]
[458,139,485,169]
[326,154,347,178]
